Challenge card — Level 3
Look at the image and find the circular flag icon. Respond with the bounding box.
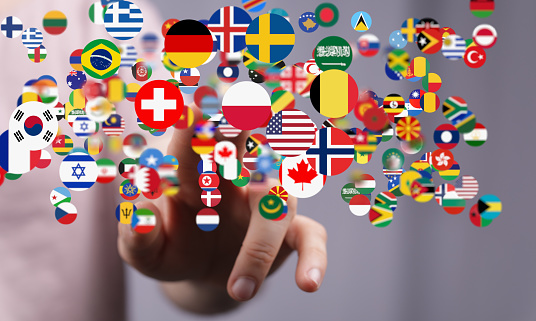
[242,0,266,13]
[387,49,409,72]
[161,18,179,37]
[266,109,316,157]
[196,208,219,231]
[270,185,289,202]
[96,158,116,184]
[103,114,126,136]
[59,152,98,191]
[470,0,495,18]
[442,34,465,60]
[165,19,213,68]
[43,10,67,35]
[438,160,460,181]
[104,1,143,40]
[81,39,121,79]
[132,60,152,81]
[199,171,220,192]
[271,89,295,113]
[217,63,239,83]
[411,178,434,203]
[400,18,420,43]
[246,14,295,63]
[431,149,454,171]
[202,189,222,207]
[299,12,318,33]
[354,173,376,195]
[351,11,371,32]
[369,203,392,227]
[233,167,251,187]
[382,148,405,171]
[315,3,338,27]
[472,24,497,49]
[477,194,502,220]
[28,44,47,63]
[52,135,74,156]
[222,81,271,130]
[259,194,284,220]
[389,30,407,49]
[435,183,465,215]
[123,134,147,158]
[55,202,77,225]
[279,154,326,198]
[422,72,442,92]
[66,70,87,90]
[310,69,358,118]
[50,186,72,207]
[358,34,380,57]
[1,16,23,38]
[434,124,459,149]
[135,80,184,130]
[70,49,84,71]
[470,203,493,227]
[119,179,140,200]
[463,122,487,147]
[314,36,352,71]
[21,27,43,49]
[454,175,479,200]
[131,208,156,234]
[84,136,103,155]
[208,6,251,53]
[349,195,370,216]
[375,191,397,212]
[417,29,442,54]
[341,183,360,202]
[464,46,486,68]
[396,116,421,141]
[306,127,354,176]
[116,202,137,224]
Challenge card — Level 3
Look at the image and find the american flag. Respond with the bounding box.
[454,175,479,200]
[266,109,316,157]
[218,116,241,138]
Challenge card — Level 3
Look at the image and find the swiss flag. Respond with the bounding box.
[135,80,184,130]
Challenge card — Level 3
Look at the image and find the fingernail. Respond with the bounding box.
[307,268,322,287]
[232,277,256,301]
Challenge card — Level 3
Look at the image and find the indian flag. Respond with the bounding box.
[131,208,156,234]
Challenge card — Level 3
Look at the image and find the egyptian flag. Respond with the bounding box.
[310,70,358,118]
[470,0,494,18]
[164,19,214,68]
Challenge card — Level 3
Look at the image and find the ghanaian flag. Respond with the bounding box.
[164,20,213,69]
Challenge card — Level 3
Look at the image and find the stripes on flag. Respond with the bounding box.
[104,1,143,40]
[266,109,317,157]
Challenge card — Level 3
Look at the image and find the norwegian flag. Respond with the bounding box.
[279,66,308,93]
[306,127,354,176]
[208,6,251,53]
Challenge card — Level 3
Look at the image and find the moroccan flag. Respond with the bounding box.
[470,0,495,18]
[310,69,358,118]
[164,19,214,68]
[43,10,67,35]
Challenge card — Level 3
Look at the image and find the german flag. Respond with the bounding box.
[310,70,358,118]
[164,20,213,68]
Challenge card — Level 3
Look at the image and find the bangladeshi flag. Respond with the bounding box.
[164,19,214,68]
[470,0,495,18]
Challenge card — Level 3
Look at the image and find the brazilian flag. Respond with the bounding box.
[81,39,121,79]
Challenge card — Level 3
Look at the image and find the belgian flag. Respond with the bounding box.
[164,20,213,68]
[310,70,358,118]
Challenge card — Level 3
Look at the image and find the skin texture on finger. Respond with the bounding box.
[117,201,166,276]
[226,183,297,301]
[285,215,328,293]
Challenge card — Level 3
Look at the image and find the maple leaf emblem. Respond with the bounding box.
[218,146,233,159]
[287,160,318,191]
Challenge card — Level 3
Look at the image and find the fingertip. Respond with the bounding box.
[297,268,322,293]
[228,276,258,302]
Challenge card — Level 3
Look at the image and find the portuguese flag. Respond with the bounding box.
[470,0,495,18]
[43,10,67,35]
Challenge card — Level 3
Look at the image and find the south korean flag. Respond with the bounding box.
[0,101,58,174]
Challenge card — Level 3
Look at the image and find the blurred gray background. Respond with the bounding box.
[125,0,536,320]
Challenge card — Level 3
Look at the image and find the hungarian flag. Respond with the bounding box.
[470,0,495,18]
[131,208,156,234]
[164,19,214,68]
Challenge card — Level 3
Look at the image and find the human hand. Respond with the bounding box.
[117,103,328,311]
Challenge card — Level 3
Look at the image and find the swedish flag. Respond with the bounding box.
[246,14,295,63]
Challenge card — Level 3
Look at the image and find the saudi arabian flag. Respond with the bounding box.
[88,2,105,25]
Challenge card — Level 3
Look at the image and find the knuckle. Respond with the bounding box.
[244,240,279,266]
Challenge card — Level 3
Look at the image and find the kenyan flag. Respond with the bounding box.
[470,0,494,18]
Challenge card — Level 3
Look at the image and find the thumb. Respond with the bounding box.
[117,201,165,277]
